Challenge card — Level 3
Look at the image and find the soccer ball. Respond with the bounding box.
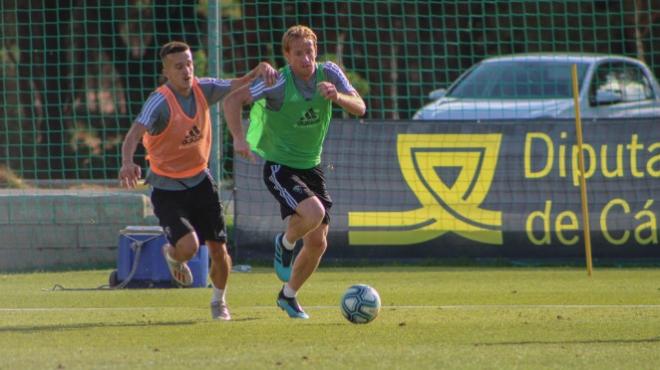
[340,284,381,324]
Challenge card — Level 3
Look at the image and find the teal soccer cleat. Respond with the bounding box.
[276,287,309,319]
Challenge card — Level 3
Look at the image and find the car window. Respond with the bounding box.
[589,62,655,105]
[447,61,587,99]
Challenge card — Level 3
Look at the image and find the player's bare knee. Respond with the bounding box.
[175,234,199,260]
[299,201,325,226]
[299,197,324,216]
[317,239,328,254]
[306,236,327,254]
[208,242,229,261]
[180,246,199,261]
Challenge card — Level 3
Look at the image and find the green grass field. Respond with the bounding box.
[1,267,659,369]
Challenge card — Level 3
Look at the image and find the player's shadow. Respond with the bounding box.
[0,319,202,333]
[474,337,660,346]
[221,317,260,322]
[0,316,264,333]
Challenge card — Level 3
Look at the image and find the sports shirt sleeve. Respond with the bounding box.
[134,91,169,135]
[322,61,357,94]
[197,77,233,105]
[249,74,286,111]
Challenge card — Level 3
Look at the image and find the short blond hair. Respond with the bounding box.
[282,25,317,54]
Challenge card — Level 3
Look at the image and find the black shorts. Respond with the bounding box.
[150,175,227,245]
[263,161,332,224]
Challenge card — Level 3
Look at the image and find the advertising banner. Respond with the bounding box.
[234,119,659,261]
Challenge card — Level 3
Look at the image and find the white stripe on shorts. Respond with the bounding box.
[268,164,298,210]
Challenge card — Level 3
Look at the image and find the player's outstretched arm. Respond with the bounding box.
[230,62,278,91]
[223,85,256,162]
[119,123,147,188]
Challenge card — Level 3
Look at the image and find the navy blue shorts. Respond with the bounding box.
[150,174,227,245]
[263,161,332,224]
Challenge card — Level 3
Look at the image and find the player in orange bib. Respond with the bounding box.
[119,41,277,320]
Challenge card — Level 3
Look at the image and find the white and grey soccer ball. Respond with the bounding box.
[340,284,381,324]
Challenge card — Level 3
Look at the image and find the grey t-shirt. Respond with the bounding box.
[134,78,232,190]
[248,61,356,109]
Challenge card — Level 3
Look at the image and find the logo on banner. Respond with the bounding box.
[348,134,503,245]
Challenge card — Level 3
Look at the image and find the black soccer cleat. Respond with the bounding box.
[274,233,300,282]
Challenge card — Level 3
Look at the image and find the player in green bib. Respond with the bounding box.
[224,25,366,319]
[247,65,332,169]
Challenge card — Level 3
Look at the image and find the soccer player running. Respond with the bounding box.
[119,41,277,321]
[223,25,366,319]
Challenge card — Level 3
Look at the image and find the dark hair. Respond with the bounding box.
[159,41,190,61]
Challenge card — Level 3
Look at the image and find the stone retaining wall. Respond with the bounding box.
[0,190,157,271]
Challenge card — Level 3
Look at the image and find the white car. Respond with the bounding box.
[412,53,660,121]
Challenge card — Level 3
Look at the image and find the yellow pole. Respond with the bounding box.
[571,64,593,276]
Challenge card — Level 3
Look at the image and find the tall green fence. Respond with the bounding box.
[1,0,658,183]
[1,1,659,269]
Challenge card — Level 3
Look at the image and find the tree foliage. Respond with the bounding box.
[0,0,658,180]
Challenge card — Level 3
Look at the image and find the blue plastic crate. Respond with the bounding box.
[116,226,208,288]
